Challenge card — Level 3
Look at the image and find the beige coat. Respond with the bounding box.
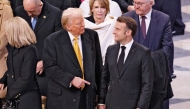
[0,3,13,98]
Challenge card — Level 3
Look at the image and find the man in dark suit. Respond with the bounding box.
[43,8,102,109]
[122,0,174,108]
[15,0,62,97]
[98,16,154,109]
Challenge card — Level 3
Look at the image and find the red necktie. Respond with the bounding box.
[141,16,146,38]
[81,0,84,2]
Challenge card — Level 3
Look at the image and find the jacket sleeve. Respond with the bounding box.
[93,31,103,94]
[161,17,173,75]
[98,46,110,104]
[137,49,154,108]
[7,46,38,100]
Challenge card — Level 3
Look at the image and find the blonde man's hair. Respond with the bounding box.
[89,0,110,15]
[2,17,36,48]
[61,8,84,30]
[0,0,10,5]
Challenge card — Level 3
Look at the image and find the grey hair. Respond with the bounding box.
[148,0,155,5]
[61,8,84,29]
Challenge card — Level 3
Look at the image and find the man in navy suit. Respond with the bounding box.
[122,0,173,108]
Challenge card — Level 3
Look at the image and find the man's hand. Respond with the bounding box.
[36,60,43,75]
[0,84,4,90]
[127,5,135,11]
[97,105,105,109]
[71,77,90,89]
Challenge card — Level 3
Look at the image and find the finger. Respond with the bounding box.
[1,85,4,90]
[83,80,90,85]
[36,70,39,73]
[39,70,43,75]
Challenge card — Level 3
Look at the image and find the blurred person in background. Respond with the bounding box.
[84,0,118,62]
[0,0,13,107]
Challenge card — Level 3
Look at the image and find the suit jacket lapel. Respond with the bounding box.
[81,33,92,81]
[114,44,120,78]
[119,42,137,78]
[148,10,159,48]
[61,30,81,69]
[34,1,50,33]
[133,14,141,42]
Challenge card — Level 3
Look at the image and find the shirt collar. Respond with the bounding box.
[120,39,134,49]
[139,8,152,20]
[68,31,81,41]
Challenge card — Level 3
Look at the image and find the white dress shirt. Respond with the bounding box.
[117,39,134,63]
[139,9,152,34]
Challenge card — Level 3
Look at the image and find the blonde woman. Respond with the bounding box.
[0,17,41,109]
[0,0,13,106]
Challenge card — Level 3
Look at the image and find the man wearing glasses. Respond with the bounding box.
[123,0,174,109]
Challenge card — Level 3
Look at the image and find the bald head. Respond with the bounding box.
[23,0,42,17]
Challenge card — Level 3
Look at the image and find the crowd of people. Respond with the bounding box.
[0,0,185,109]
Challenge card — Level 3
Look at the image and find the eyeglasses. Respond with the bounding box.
[132,1,150,7]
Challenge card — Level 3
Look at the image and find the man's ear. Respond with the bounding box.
[127,29,132,36]
[66,24,71,31]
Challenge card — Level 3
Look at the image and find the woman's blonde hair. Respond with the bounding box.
[2,17,36,48]
[89,0,110,15]
[0,0,10,5]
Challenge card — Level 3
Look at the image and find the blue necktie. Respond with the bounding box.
[31,17,37,30]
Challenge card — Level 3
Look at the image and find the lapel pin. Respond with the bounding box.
[43,16,46,18]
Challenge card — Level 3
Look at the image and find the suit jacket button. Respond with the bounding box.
[77,68,80,71]
[73,99,76,102]
[12,76,14,78]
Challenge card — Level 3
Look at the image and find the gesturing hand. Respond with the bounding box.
[71,77,90,89]
[36,60,43,75]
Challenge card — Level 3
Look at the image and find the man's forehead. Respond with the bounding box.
[115,22,126,28]
[24,2,36,10]
[134,0,147,2]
